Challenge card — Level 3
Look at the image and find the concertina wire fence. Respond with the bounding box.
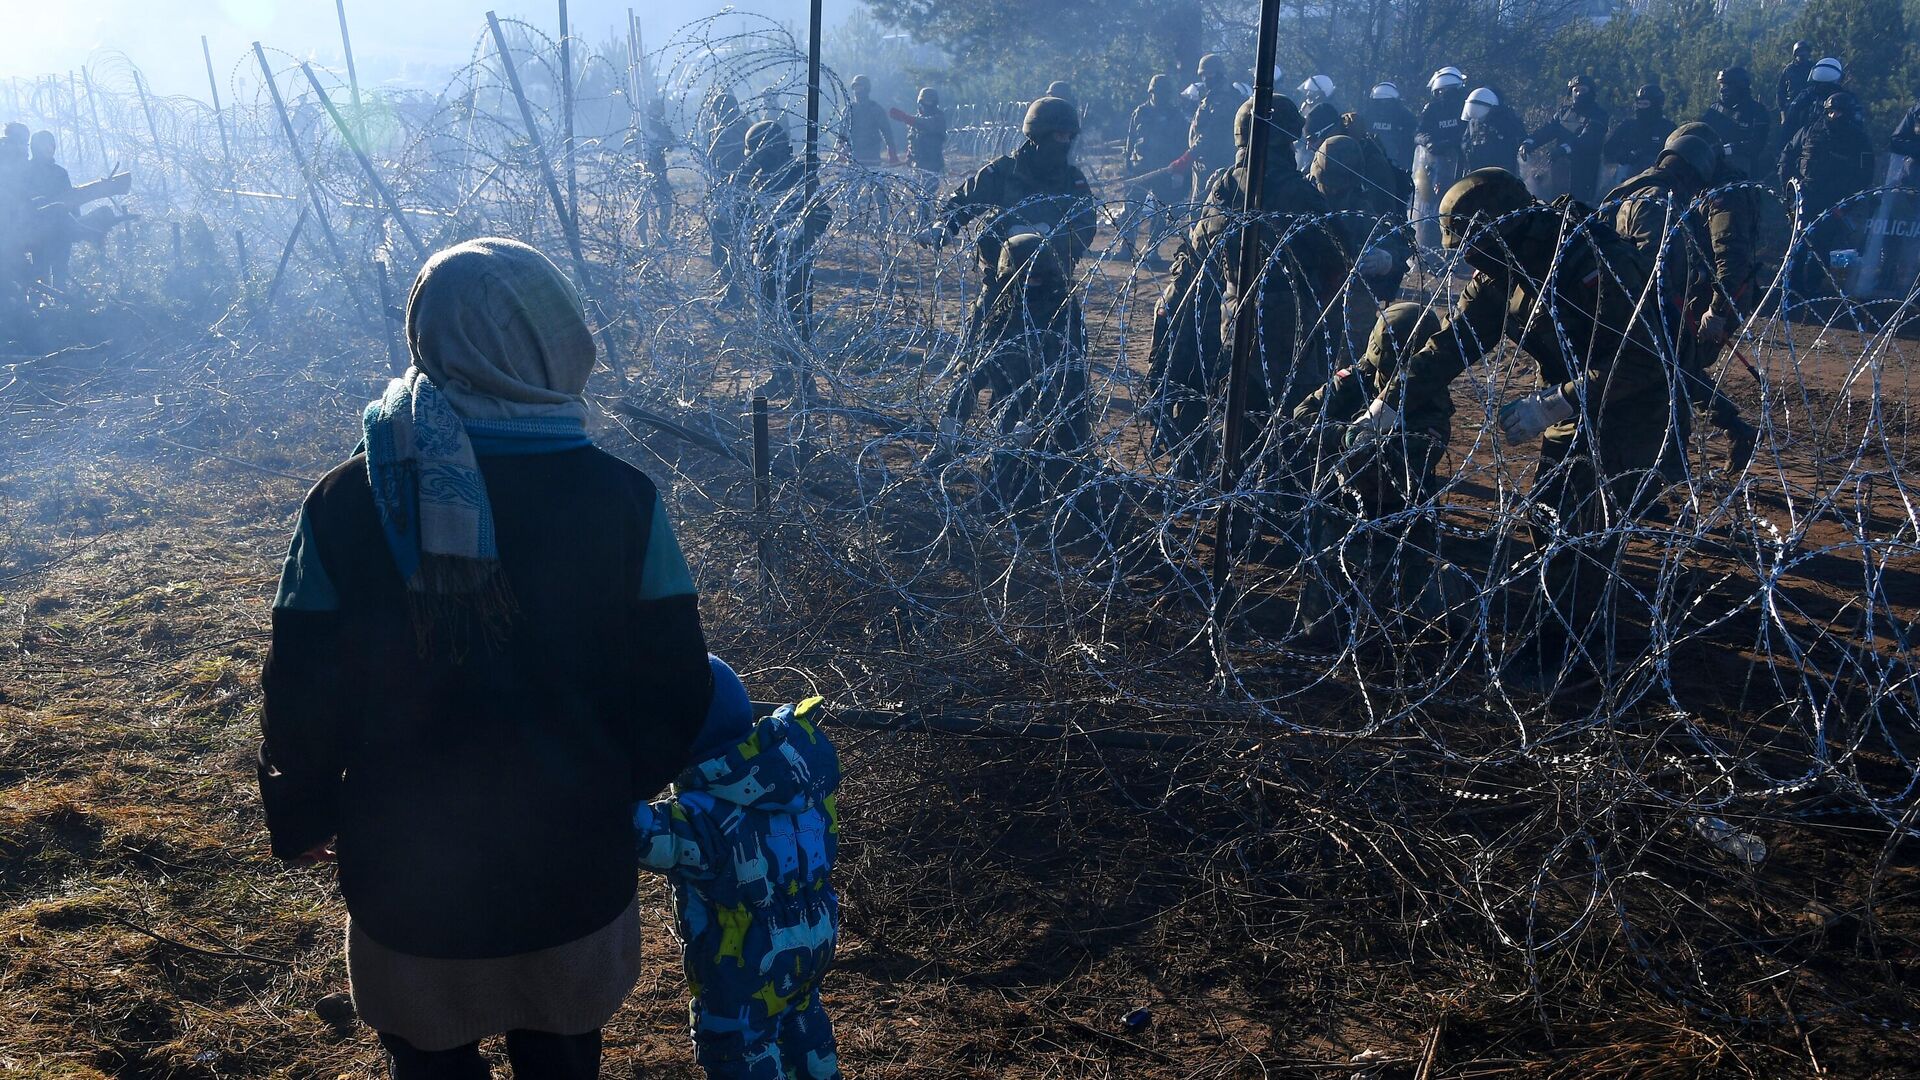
[3,11,1917,1035]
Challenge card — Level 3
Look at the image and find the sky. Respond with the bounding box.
[0,0,818,98]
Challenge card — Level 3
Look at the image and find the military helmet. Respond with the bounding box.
[1023,95,1080,140]
[1823,90,1861,118]
[1370,301,1446,378]
[1299,74,1334,101]
[1793,40,1814,60]
[1717,66,1751,91]
[918,87,940,109]
[850,74,871,92]
[1198,53,1227,80]
[998,232,1064,282]
[1235,93,1303,148]
[1046,80,1074,100]
[1149,73,1171,96]
[1636,83,1665,107]
[1567,74,1593,92]
[1659,130,1717,181]
[744,119,791,160]
[1371,82,1399,100]
[1810,58,1843,84]
[1438,167,1534,251]
[1428,67,1465,93]
[1309,134,1364,194]
[29,130,55,158]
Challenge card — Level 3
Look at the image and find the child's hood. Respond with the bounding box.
[674,697,840,811]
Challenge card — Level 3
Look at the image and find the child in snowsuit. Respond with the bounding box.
[634,657,842,1080]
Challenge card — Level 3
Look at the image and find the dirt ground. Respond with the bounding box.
[3,189,1919,1078]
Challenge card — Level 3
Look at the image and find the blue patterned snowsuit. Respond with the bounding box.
[634,698,841,1080]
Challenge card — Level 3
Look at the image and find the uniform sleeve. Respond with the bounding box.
[1391,271,1508,432]
[258,503,353,860]
[1414,103,1439,147]
[1611,191,1664,257]
[631,487,711,800]
[1778,129,1804,190]
[939,162,996,232]
[1067,167,1100,260]
[633,797,714,878]
[1705,192,1756,306]
[1602,121,1632,165]
[1890,108,1920,159]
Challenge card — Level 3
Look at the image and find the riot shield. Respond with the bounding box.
[1411,145,1460,252]
[1518,144,1570,202]
[1850,163,1920,300]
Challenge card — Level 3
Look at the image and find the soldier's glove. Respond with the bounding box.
[1497,384,1577,444]
[1353,397,1401,435]
[1695,301,1733,345]
[913,224,949,250]
[1356,248,1395,277]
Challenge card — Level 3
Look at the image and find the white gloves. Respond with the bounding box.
[1696,305,1732,345]
[1498,384,1577,444]
[1354,397,1400,434]
[1357,248,1395,277]
[913,225,949,250]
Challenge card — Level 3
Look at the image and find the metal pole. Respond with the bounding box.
[254,42,362,311]
[333,0,365,148]
[1207,0,1284,679]
[301,61,426,258]
[558,0,577,231]
[263,204,311,315]
[234,228,252,313]
[377,259,404,374]
[802,0,822,343]
[67,73,85,173]
[485,10,621,373]
[485,12,589,278]
[132,69,169,206]
[80,67,110,178]
[752,394,772,615]
[203,37,235,206]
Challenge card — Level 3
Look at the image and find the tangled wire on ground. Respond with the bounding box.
[3,12,1917,1044]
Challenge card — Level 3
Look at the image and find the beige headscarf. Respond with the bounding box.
[404,236,596,422]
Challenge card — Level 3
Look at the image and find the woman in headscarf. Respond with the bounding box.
[257,238,712,1079]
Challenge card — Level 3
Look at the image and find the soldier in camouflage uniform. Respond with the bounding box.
[738,120,833,400]
[1309,132,1413,361]
[920,96,1098,347]
[1187,54,1244,202]
[1354,168,1670,694]
[704,88,752,275]
[1192,95,1345,424]
[1607,126,1759,476]
[1118,73,1193,266]
[1292,302,1460,634]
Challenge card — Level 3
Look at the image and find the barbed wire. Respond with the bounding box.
[2,13,1917,1041]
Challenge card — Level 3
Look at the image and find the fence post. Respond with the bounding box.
[1206,0,1285,684]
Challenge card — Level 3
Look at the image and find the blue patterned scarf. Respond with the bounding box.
[362,370,591,590]
[362,238,600,648]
